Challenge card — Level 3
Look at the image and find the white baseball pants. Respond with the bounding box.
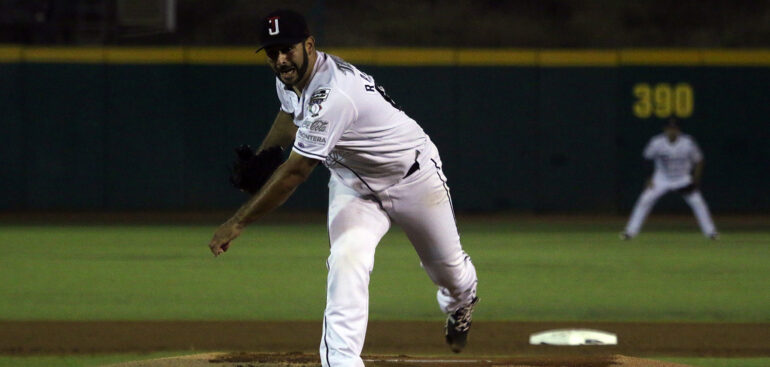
[319,151,478,367]
[625,180,717,237]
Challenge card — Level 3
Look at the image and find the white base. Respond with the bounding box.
[529,329,617,346]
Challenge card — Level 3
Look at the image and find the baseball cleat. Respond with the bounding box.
[445,297,479,353]
[709,232,720,240]
[619,232,632,240]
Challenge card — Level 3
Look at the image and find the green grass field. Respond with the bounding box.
[1,220,768,321]
[0,352,191,367]
[0,217,768,366]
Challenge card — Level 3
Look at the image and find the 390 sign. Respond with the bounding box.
[632,83,694,119]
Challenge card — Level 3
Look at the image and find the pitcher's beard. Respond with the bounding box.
[276,47,309,87]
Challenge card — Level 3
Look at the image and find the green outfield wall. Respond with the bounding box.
[0,47,768,212]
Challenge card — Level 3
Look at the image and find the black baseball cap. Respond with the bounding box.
[257,10,310,52]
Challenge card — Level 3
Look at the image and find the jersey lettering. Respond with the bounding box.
[359,72,373,83]
[330,54,354,75]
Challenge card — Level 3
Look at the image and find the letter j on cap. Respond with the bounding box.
[268,17,280,35]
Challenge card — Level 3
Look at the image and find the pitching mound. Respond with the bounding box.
[104,352,693,367]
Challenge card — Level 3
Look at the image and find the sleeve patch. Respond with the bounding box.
[308,88,330,117]
[309,88,330,104]
[300,119,329,134]
[297,130,327,146]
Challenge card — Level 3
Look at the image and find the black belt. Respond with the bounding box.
[404,161,420,178]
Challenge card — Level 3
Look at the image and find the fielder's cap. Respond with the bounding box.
[257,9,310,52]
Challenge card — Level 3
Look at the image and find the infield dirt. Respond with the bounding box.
[106,352,694,366]
[2,321,768,366]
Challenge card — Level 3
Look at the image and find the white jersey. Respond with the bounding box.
[277,51,429,193]
[643,133,703,183]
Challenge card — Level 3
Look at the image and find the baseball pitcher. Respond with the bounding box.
[622,118,718,239]
[208,10,479,367]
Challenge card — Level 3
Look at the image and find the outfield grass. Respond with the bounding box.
[0,352,191,367]
[0,219,767,322]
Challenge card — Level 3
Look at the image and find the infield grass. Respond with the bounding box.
[0,217,767,322]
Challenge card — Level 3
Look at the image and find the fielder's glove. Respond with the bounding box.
[229,144,284,194]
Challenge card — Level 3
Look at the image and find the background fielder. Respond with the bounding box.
[209,10,478,367]
[622,119,718,239]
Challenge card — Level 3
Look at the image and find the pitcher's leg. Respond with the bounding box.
[624,185,667,237]
[320,177,390,367]
[388,161,477,314]
[683,191,717,237]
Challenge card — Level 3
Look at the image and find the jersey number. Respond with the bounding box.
[375,85,400,109]
[363,81,400,109]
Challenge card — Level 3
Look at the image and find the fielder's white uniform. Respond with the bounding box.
[276,51,478,367]
[624,133,717,237]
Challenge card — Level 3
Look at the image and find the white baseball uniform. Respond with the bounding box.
[624,133,717,237]
[276,51,478,367]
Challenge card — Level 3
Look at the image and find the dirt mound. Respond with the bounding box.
[3,321,768,356]
[105,352,693,367]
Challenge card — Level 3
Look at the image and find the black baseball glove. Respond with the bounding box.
[229,145,284,194]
